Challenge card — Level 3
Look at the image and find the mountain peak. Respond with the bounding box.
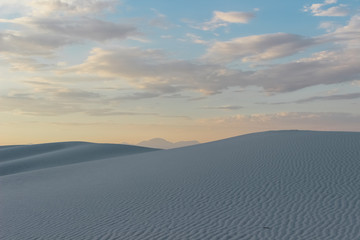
[138,138,199,149]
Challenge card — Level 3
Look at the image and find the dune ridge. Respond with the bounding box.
[1,130,360,239]
[0,142,159,176]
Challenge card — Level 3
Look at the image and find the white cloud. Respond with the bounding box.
[0,16,138,44]
[328,15,360,47]
[0,31,74,55]
[250,49,360,92]
[316,6,349,17]
[2,1,358,106]
[66,13,360,95]
[304,0,349,17]
[186,33,208,44]
[204,33,315,63]
[7,57,53,71]
[319,21,341,32]
[0,0,117,17]
[66,47,251,95]
[198,11,255,31]
[0,1,137,57]
[325,0,337,4]
[201,15,360,92]
[201,9,358,66]
[149,9,174,29]
[28,17,137,41]
[213,11,254,23]
[65,42,360,96]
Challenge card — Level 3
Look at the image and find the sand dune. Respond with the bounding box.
[0,142,158,176]
[1,130,360,239]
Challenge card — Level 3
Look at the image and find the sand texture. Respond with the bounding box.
[1,130,360,239]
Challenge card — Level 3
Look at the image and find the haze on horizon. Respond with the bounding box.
[0,0,359,145]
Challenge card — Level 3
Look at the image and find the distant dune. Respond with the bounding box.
[1,130,360,239]
[0,142,158,176]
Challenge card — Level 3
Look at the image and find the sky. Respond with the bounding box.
[0,0,359,145]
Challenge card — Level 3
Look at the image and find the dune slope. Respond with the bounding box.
[1,130,360,239]
[0,142,159,176]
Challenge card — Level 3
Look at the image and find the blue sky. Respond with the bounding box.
[0,0,359,145]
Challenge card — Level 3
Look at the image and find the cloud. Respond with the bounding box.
[67,47,251,95]
[6,57,53,71]
[0,85,167,117]
[39,0,117,16]
[304,0,349,17]
[66,40,360,96]
[200,112,360,132]
[0,1,137,57]
[113,92,161,100]
[30,17,138,41]
[317,6,349,17]
[0,31,74,55]
[54,89,101,99]
[250,49,360,92]
[268,92,360,105]
[0,86,191,117]
[0,88,191,117]
[200,16,360,93]
[0,95,82,116]
[0,94,163,116]
[186,33,208,45]
[213,11,255,23]
[0,16,138,44]
[352,80,360,86]
[201,105,243,110]
[84,109,158,117]
[294,92,360,104]
[204,33,316,63]
[149,9,174,29]
[0,82,105,116]
[5,8,356,108]
[67,14,360,95]
[23,79,53,86]
[203,14,360,64]
[319,21,341,32]
[198,11,255,31]
[0,0,117,17]
[325,15,360,48]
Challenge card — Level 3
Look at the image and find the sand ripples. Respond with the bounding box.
[1,131,360,239]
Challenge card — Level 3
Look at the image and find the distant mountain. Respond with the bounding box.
[137,138,200,149]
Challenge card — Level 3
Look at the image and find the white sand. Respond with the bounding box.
[1,130,360,239]
[0,142,158,176]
